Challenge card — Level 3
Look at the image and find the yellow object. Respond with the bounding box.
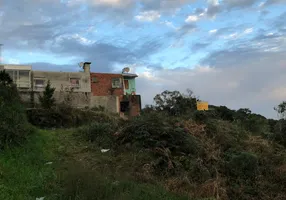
[197,101,209,111]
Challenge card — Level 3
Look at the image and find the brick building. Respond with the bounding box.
[90,70,141,117]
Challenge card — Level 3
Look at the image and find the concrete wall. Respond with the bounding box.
[90,95,119,113]
[20,91,91,108]
[32,71,91,93]
[91,73,124,96]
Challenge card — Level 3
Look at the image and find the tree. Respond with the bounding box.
[153,89,198,116]
[0,70,13,86]
[274,101,286,119]
[214,106,235,121]
[39,80,55,109]
[0,70,33,148]
[272,102,286,146]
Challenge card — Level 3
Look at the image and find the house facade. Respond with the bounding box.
[0,62,141,117]
[90,67,141,117]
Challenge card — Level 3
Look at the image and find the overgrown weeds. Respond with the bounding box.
[75,110,286,199]
[58,162,189,200]
[0,130,58,200]
[78,122,117,148]
[0,74,34,148]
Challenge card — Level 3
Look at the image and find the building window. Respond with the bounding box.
[92,77,98,83]
[19,70,29,78]
[70,78,80,88]
[112,78,122,88]
[34,79,45,87]
[18,70,30,88]
[5,70,31,88]
[124,79,129,89]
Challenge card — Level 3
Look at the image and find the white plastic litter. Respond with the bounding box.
[36,197,45,200]
[101,149,110,153]
[45,162,53,165]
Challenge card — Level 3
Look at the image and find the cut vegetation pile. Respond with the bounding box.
[77,107,286,200]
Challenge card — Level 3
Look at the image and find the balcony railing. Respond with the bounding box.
[16,81,31,88]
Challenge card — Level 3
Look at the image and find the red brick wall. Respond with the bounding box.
[91,73,124,96]
[118,95,141,117]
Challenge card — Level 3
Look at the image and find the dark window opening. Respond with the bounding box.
[120,101,129,112]
[34,79,45,87]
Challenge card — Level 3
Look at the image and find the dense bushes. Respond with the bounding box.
[272,119,286,146]
[225,151,258,179]
[116,113,199,154]
[0,71,34,148]
[27,105,121,128]
[77,110,286,199]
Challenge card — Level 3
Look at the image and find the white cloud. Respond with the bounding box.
[68,0,133,8]
[266,32,274,36]
[223,28,254,40]
[243,28,254,34]
[223,32,239,39]
[209,29,218,34]
[258,2,265,7]
[56,34,96,45]
[8,59,20,64]
[135,11,161,22]
[268,86,286,100]
[208,0,220,6]
[73,34,95,45]
[161,20,178,30]
[185,15,199,23]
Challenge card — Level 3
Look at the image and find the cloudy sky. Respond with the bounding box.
[0,0,286,118]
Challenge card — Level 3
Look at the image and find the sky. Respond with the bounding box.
[0,0,286,118]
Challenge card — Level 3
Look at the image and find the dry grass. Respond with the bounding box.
[244,136,272,154]
[183,120,222,164]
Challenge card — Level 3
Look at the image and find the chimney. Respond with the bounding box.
[83,62,91,73]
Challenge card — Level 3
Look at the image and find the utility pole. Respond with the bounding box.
[0,44,3,64]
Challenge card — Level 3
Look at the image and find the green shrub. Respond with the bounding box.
[272,120,286,146]
[115,113,200,175]
[27,106,121,129]
[78,122,116,148]
[204,119,247,151]
[117,113,199,155]
[0,81,34,148]
[90,105,106,112]
[225,151,258,179]
[192,110,218,123]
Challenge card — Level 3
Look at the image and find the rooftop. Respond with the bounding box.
[0,64,32,71]
[122,73,138,78]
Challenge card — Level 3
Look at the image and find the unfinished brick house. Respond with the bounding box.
[0,62,141,117]
[90,66,141,117]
